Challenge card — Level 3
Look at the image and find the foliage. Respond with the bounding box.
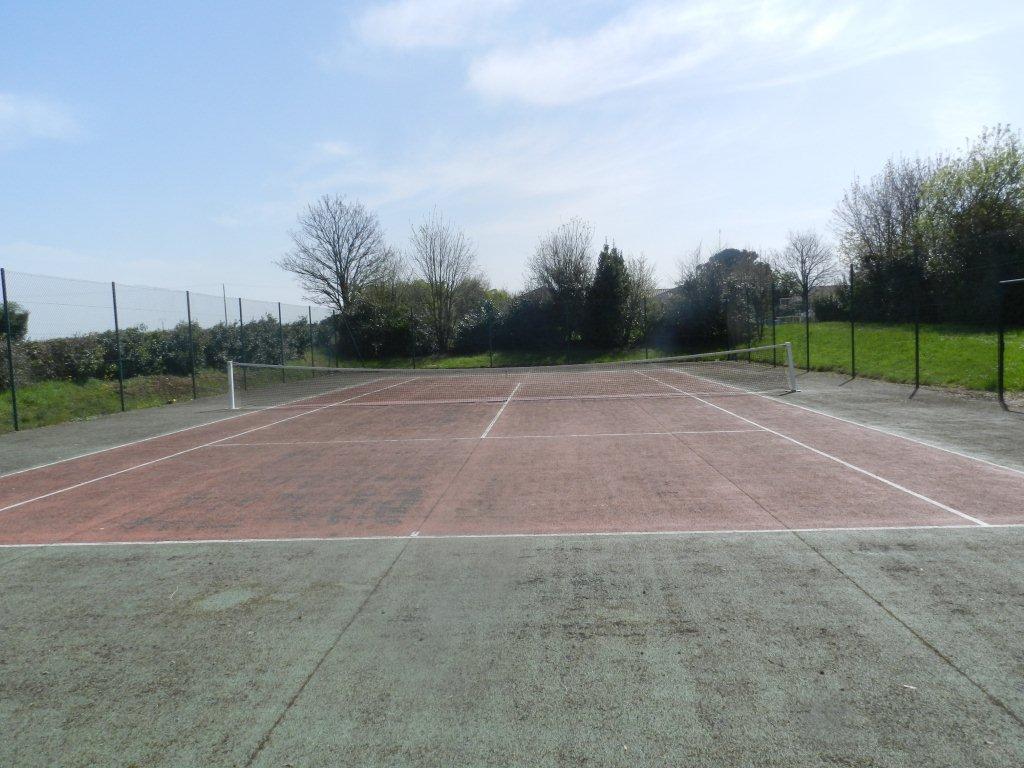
[585,244,630,347]
[1,300,29,342]
[837,126,1024,325]
[669,248,773,348]
[812,291,848,322]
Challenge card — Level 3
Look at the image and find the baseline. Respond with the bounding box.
[3,522,1022,549]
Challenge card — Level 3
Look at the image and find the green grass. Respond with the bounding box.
[765,321,1024,392]
[0,369,227,435]
[326,344,683,370]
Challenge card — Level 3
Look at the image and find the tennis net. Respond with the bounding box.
[228,342,796,409]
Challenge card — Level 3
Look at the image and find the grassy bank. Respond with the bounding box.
[328,344,683,370]
[0,369,226,434]
[767,322,1024,392]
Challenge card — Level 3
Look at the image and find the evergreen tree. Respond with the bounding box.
[586,243,630,347]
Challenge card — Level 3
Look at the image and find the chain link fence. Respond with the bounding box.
[719,259,1023,408]
[1,268,333,432]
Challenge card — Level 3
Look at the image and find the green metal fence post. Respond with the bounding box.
[803,284,810,371]
[998,278,1024,410]
[644,296,649,360]
[998,280,1005,408]
[849,263,856,379]
[111,282,126,412]
[277,301,285,381]
[1,268,19,430]
[913,250,921,393]
[186,290,197,399]
[238,297,247,391]
[308,306,315,376]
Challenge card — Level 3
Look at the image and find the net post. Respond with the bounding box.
[186,290,197,400]
[785,341,798,392]
[769,277,777,366]
[227,360,236,409]
[1,268,19,431]
[111,282,126,412]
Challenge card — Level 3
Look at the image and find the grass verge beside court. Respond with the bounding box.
[766,322,1024,393]
[0,369,226,434]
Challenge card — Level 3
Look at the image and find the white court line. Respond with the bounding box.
[0,372,395,481]
[664,363,1024,478]
[4,522,1023,549]
[758,394,1024,478]
[0,378,417,515]
[640,371,989,527]
[205,428,764,448]
[481,383,521,438]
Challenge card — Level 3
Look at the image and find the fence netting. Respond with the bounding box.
[3,258,1023,433]
[1,269,338,431]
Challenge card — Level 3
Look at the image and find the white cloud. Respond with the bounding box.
[466,0,1014,106]
[0,93,79,149]
[356,0,521,49]
[313,140,354,158]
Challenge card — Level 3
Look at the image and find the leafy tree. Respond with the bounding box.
[834,157,936,321]
[1,300,29,342]
[670,248,772,348]
[586,243,630,347]
[919,125,1024,324]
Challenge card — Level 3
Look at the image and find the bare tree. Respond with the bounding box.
[774,230,837,303]
[409,209,480,351]
[774,230,837,369]
[675,244,705,285]
[527,218,594,298]
[278,195,398,314]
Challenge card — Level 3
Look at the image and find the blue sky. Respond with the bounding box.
[2,0,1023,304]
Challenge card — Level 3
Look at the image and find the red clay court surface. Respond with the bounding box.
[2,375,1024,548]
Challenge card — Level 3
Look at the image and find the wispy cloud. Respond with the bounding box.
[0,93,79,149]
[355,0,521,49]
[465,0,1014,106]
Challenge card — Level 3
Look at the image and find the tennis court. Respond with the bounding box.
[2,346,1024,766]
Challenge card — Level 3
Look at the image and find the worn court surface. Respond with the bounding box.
[2,376,1024,766]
